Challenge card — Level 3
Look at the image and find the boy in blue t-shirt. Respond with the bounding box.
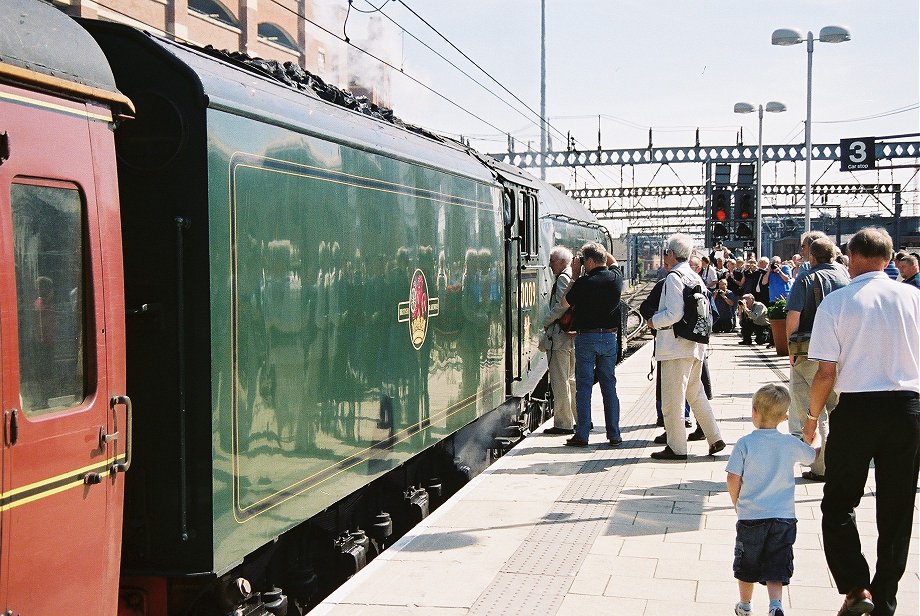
[726,384,817,616]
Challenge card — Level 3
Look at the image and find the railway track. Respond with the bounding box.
[621,279,655,360]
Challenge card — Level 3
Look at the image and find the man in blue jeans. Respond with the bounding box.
[561,242,623,447]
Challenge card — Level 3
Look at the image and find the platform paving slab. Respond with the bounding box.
[312,334,920,616]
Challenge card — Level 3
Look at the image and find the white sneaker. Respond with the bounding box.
[735,602,753,616]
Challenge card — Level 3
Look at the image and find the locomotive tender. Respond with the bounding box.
[0,1,611,613]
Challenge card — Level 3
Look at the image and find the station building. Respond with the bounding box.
[50,0,392,107]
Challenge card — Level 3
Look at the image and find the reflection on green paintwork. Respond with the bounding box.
[207,110,506,571]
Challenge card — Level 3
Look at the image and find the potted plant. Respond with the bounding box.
[767,298,789,356]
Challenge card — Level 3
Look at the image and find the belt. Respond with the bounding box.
[578,328,617,334]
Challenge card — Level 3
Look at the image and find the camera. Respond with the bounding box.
[771,263,779,271]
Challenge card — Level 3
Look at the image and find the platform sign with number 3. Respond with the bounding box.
[840,137,876,171]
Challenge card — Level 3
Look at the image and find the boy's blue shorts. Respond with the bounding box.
[733,518,797,585]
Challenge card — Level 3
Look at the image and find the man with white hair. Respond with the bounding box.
[796,230,829,281]
[647,233,725,460]
[541,245,576,434]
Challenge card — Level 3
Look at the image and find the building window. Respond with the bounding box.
[317,49,326,73]
[258,22,299,52]
[188,0,240,28]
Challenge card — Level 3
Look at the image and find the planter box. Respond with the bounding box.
[769,319,789,356]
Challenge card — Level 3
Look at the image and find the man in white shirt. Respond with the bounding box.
[807,227,920,616]
[699,255,719,290]
[647,233,724,460]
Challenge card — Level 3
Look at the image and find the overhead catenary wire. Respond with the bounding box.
[394,0,571,146]
[266,0,514,138]
[345,0,573,149]
[95,0,527,163]
[813,103,919,124]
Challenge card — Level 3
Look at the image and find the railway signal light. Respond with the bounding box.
[712,222,730,240]
[735,222,753,239]
[735,188,754,221]
[712,188,730,222]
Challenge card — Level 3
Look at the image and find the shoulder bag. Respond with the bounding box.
[788,272,826,357]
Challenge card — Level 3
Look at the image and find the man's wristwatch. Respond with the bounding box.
[806,413,819,421]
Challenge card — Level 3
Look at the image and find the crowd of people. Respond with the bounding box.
[539,228,919,616]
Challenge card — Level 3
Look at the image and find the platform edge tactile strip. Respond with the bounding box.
[464,373,658,615]
[468,573,571,616]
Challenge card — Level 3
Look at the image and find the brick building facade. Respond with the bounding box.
[52,0,390,106]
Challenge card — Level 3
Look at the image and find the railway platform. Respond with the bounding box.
[311,334,920,616]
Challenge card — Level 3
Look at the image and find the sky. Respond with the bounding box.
[317,0,919,234]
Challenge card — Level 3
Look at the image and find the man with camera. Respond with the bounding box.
[561,242,623,447]
[761,256,793,306]
[737,293,770,345]
[712,279,737,333]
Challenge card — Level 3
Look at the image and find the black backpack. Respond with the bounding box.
[668,271,712,343]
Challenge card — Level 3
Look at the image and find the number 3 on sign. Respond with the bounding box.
[840,137,876,171]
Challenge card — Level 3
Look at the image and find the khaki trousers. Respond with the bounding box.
[661,356,721,455]
[548,347,576,429]
[790,355,835,474]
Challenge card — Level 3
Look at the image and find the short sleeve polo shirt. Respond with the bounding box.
[809,271,920,393]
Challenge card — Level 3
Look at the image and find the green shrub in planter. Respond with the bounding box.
[768,298,787,320]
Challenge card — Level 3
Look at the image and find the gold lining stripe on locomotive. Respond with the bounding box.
[0,89,114,122]
[0,454,126,512]
[0,62,134,113]
[229,153,496,211]
[231,381,504,523]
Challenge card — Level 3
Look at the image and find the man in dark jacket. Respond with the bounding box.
[561,242,623,447]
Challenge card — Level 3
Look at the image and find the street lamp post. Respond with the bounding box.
[539,0,546,180]
[772,26,851,233]
[734,101,787,257]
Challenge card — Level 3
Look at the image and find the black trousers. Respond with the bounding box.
[740,315,769,344]
[821,392,920,616]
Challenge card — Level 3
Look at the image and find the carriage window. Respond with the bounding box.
[518,193,539,256]
[12,182,88,414]
[529,194,539,256]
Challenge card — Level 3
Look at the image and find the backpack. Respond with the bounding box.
[668,271,712,343]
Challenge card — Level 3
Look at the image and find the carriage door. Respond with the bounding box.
[516,191,540,392]
[0,91,113,615]
[503,186,539,397]
[503,188,522,393]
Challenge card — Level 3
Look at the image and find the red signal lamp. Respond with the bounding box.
[715,209,727,222]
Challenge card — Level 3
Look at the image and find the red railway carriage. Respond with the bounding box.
[0,1,133,614]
